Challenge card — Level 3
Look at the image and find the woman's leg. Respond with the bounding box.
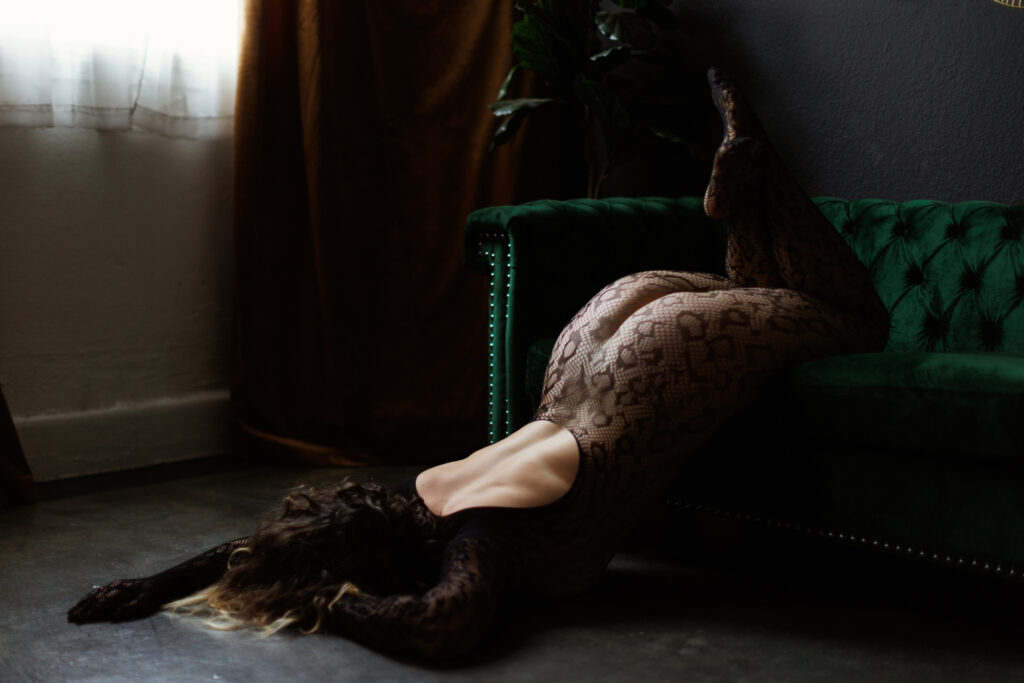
[556,284,881,477]
[530,70,889,500]
[704,68,889,332]
[415,272,737,512]
[523,70,889,506]
[535,270,737,427]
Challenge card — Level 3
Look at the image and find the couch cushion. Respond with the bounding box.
[815,199,1024,354]
[788,351,1024,461]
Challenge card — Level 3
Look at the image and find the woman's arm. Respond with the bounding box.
[324,534,507,661]
[67,536,252,623]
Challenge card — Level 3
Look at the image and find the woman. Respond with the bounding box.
[67,69,889,661]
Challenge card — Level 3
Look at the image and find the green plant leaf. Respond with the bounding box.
[642,124,699,156]
[488,97,558,117]
[489,98,560,150]
[644,125,686,144]
[610,0,672,9]
[588,46,659,77]
[511,15,557,78]
[595,10,656,48]
[608,0,677,26]
[496,66,520,101]
[511,3,583,90]
[513,0,541,17]
[490,110,529,150]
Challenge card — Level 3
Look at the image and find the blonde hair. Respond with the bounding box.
[166,575,364,636]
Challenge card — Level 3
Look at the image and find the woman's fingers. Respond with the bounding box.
[67,578,147,623]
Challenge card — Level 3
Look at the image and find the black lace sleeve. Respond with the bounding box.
[67,536,252,624]
[324,533,507,661]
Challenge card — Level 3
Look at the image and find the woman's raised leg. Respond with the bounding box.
[704,68,889,333]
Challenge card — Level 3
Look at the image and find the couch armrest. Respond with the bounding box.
[464,196,725,441]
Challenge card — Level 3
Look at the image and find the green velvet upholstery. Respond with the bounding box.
[465,196,1024,574]
[817,199,1024,354]
[791,351,1024,460]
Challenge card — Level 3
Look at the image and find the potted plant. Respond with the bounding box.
[490,0,693,198]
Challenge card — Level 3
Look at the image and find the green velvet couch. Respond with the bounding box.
[464,196,1024,578]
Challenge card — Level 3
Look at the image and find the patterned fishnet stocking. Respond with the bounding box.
[536,68,888,497]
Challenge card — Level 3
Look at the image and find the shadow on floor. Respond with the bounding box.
[444,518,1024,670]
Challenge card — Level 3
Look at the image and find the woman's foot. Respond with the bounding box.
[707,67,766,143]
[705,68,773,219]
[704,136,766,219]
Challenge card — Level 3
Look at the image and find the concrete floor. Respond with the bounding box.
[2,465,1023,682]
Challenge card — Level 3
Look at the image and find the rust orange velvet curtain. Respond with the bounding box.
[232,1,549,466]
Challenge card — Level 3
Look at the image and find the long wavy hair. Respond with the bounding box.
[168,479,446,635]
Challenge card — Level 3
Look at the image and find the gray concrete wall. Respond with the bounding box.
[0,128,233,480]
[680,0,1023,203]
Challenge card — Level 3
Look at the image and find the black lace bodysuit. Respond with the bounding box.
[67,70,889,661]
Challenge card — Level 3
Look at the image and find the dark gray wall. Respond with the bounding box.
[680,0,1023,203]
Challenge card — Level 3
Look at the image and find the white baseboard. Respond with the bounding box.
[14,390,232,482]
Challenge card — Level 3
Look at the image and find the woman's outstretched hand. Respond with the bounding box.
[67,578,166,623]
[66,536,252,625]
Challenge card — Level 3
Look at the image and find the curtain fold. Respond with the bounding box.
[0,385,35,509]
[232,0,553,466]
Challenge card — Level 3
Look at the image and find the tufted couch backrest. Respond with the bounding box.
[815,198,1024,353]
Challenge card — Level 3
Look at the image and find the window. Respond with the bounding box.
[0,0,242,138]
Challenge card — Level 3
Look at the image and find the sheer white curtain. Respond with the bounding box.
[0,0,242,138]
